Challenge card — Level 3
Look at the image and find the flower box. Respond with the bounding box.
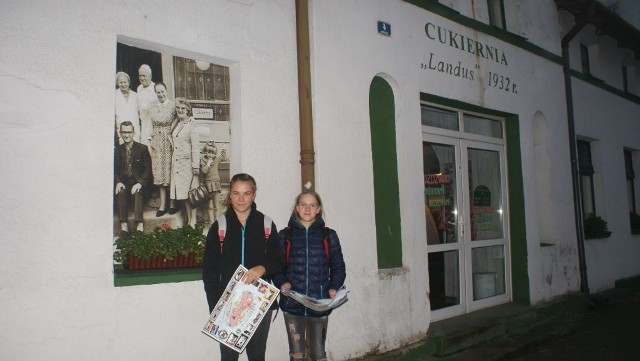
[114,224,206,271]
[123,252,203,270]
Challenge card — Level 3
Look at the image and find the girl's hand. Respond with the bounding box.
[242,265,266,284]
[280,282,292,293]
[328,289,337,299]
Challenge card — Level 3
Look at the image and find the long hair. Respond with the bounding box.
[226,173,257,208]
[292,190,324,220]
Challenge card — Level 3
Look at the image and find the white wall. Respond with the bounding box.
[572,79,640,293]
[0,1,300,360]
[2,0,638,360]
[309,0,578,357]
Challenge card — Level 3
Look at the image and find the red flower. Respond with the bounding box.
[161,223,170,230]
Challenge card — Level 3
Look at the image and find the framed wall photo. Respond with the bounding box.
[113,42,231,270]
[201,265,280,353]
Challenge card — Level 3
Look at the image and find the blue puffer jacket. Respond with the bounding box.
[273,215,346,317]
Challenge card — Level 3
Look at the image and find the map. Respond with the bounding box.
[201,265,279,353]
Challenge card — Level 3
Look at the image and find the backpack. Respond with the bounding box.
[216,214,272,252]
[284,226,331,264]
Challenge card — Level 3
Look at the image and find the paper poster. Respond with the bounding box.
[201,265,279,353]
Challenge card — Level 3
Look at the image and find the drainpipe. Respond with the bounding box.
[561,10,591,296]
[295,0,315,191]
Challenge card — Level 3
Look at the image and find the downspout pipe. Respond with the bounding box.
[561,14,590,296]
[295,0,315,191]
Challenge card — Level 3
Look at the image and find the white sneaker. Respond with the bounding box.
[136,223,144,232]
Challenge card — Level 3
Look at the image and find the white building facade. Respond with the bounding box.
[1,1,639,360]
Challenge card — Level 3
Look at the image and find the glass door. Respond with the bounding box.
[425,136,510,320]
[463,140,510,312]
[424,136,465,320]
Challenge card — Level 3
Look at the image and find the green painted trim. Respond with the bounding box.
[504,117,529,305]
[420,92,530,305]
[114,265,202,287]
[420,93,510,117]
[570,69,640,103]
[405,0,640,106]
[498,0,507,31]
[370,76,403,269]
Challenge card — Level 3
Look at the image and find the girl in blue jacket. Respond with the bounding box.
[274,190,346,361]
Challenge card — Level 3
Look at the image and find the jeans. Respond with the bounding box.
[283,312,328,361]
[220,310,273,361]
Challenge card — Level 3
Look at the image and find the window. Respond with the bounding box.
[625,150,637,214]
[577,140,595,216]
[580,44,591,75]
[487,0,506,29]
[421,106,459,131]
[421,105,504,140]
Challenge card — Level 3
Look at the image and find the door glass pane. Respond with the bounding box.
[472,245,506,300]
[422,106,459,131]
[468,148,504,241]
[424,142,458,244]
[429,251,460,310]
[463,114,503,138]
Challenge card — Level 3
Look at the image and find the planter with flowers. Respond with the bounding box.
[583,213,612,240]
[114,223,206,270]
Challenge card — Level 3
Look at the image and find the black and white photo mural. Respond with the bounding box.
[113,42,230,271]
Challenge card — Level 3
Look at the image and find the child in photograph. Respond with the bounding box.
[200,142,227,222]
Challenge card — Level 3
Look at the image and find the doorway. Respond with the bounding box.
[422,104,511,320]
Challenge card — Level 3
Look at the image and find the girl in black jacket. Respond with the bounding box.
[203,173,285,361]
[274,190,346,361]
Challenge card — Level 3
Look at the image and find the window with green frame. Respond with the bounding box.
[625,149,640,234]
[487,0,506,30]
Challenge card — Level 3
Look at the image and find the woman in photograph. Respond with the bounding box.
[114,71,139,144]
[148,82,175,217]
[168,98,200,227]
[274,190,347,361]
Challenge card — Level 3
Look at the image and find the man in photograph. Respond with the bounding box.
[136,64,157,146]
[114,121,152,236]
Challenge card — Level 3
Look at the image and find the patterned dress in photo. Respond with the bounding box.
[149,99,175,186]
[169,118,199,200]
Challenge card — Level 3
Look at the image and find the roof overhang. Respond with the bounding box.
[555,0,640,59]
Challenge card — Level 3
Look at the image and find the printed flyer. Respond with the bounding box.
[201,265,279,353]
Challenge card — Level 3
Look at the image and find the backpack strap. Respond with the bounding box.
[285,226,293,264]
[216,215,227,253]
[263,215,273,241]
[216,214,272,253]
[321,227,331,263]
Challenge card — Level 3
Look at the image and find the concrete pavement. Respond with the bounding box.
[348,276,640,361]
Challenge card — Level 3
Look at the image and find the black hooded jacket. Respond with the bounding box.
[202,203,285,312]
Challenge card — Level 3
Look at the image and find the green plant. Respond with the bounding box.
[114,223,206,264]
[631,212,640,234]
[583,213,611,239]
